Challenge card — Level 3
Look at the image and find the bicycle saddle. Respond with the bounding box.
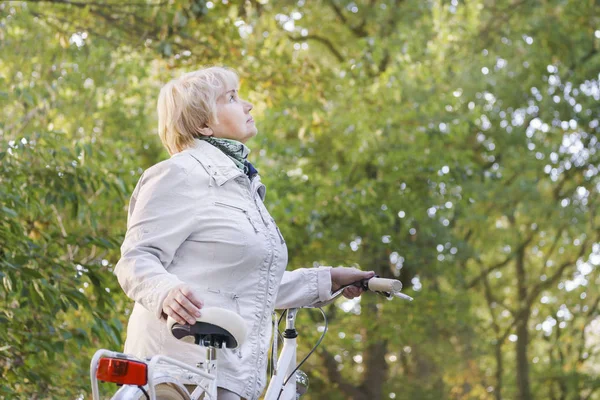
[167,307,247,349]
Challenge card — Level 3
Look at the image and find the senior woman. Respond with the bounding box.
[114,66,373,400]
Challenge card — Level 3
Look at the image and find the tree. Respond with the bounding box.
[1,0,598,398]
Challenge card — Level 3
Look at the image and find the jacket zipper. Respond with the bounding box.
[237,175,270,393]
[241,175,283,396]
[214,201,259,233]
[250,182,276,395]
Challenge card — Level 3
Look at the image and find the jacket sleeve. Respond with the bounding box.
[275,266,335,309]
[114,161,199,319]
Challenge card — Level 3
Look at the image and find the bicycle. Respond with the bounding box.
[90,276,413,400]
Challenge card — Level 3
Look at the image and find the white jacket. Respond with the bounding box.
[114,139,334,399]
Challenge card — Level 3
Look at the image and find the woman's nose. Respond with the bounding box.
[244,100,253,112]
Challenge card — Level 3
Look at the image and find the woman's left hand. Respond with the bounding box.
[330,267,375,299]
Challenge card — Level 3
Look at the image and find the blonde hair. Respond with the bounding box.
[157,66,239,155]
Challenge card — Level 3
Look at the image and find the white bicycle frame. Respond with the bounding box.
[264,308,301,400]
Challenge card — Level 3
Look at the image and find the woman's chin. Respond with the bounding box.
[236,130,257,144]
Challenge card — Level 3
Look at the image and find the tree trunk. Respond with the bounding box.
[355,294,389,400]
[515,247,532,400]
[516,312,531,400]
[495,341,503,400]
[357,339,389,400]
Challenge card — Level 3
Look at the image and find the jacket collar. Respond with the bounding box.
[183,139,267,200]
[184,139,244,186]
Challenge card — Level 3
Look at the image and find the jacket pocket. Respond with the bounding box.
[214,201,259,233]
[206,288,242,315]
[206,288,241,314]
[271,217,285,244]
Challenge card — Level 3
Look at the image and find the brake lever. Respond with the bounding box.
[392,291,414,301]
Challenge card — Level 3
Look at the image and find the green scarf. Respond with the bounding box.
[200,136,257,178]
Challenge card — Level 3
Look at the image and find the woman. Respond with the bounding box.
[114,66,373,400]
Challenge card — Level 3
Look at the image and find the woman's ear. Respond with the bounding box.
[198,126,213,137]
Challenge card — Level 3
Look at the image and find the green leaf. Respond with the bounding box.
[3,276,13,292]
[2,207,18,218]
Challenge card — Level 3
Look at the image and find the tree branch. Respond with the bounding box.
[482,274,516,315]
[467,232,535,289]
[327,0,368,37]
[288,34,345,62]
[525,238,593,308]
[30,9,122,47]
[540,226,565,275]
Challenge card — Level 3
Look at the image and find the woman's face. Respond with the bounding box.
[208,87,256,143]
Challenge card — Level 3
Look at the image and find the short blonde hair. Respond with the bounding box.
[157,66,239,155]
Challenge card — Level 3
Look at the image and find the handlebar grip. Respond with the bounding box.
[367,277,403,292]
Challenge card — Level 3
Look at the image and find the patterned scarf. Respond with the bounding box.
[200,136,258,179]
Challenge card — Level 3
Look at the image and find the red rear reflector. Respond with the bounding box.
[96,357,148,385]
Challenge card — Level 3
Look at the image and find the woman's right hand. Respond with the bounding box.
[162,285,204,325]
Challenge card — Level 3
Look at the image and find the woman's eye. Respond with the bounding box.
[230,95,236,102]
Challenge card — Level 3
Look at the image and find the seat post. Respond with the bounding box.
[193,335,219,375]
[207,346,217,362]
[198,345,217,376]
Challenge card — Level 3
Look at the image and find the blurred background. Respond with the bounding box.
[1,0,599,398]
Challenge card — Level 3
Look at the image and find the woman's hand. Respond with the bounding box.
[330,267,375,299]
[162,285,204,325]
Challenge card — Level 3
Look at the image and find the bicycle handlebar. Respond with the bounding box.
[362,276,413,301]
[365,277,403,293]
